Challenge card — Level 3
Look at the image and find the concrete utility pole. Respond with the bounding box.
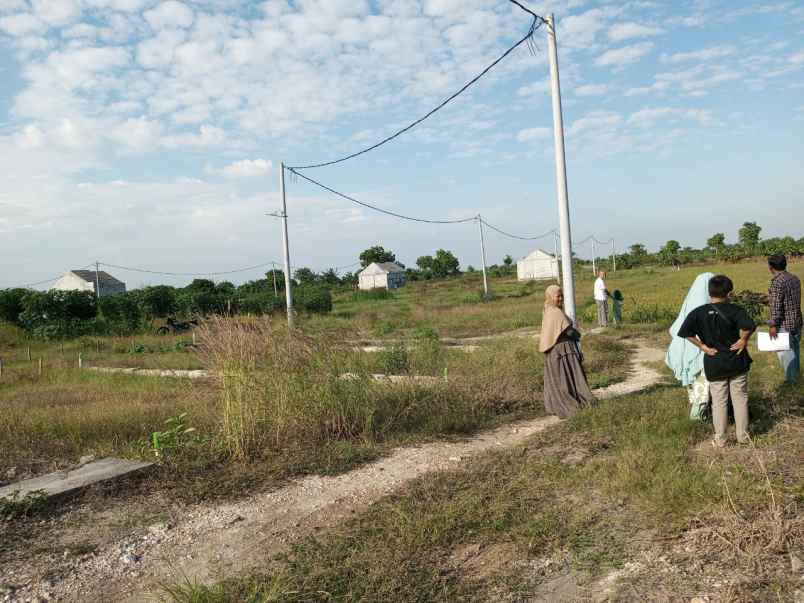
[592,239,597,276]
[546,14,576,323]
[477,215,490,298]
[278,162,294,328]
[553,230,560,283]
[271,261,278,297]
[612,238,617,272]
[94,261,101,301]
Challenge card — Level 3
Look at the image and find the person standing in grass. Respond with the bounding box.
[767,254,801,383]
[611,290,625,325]
[540,285,596,418]
[666,272,715,420]
[594,270,610,327]
[677,275,756,447]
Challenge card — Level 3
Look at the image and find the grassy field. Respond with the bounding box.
[1,258,801,601]
[170,340,803,602]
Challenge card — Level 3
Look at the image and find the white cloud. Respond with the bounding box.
[660,45,736,64]
[627,107,714,128]
[221,158,273,178]
[559,8,608,49]
[608,22,663,41]
[144,1,194,30]
[568,110,622,136]
[0,13,44,36]
[595,42,654,69]
[790,51,804,64]
[516,79,550,97]
[574,83,609,96]
[516,127,551,142]
[30,0,80,25]
[109,117,163,152]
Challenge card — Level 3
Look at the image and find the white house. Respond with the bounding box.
[358,262,406,291]
[51,270,127,298]
[516,249,559,281]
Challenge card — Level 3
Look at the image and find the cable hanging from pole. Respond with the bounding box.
[480,218,556,241]
[287,1,547,170]
[288,168,477,224]
[99,261,279,277]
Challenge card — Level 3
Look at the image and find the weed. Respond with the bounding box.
[149,413,204,460]
[379,344,409,374]
[0,490,48,519]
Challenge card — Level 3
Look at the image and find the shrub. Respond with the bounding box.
[379,345,409,374]
[19,290,97,339]
[295,285,333,314]
[137,286,178,319]
[0,288,28,325]
[99,293,141,333]
[239,292,284,315]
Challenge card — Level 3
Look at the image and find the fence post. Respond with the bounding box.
[78,353,83,369]
[27,346,32,361]
[38,358,43,377]
[0,357,3,378]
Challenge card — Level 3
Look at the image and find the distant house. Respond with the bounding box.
[51,270,126,298]
[517,249,559,281]
[358,262,406,291]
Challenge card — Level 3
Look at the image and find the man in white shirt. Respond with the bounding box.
[594,270,610,327]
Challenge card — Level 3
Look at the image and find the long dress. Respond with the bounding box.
[543,334,596,418]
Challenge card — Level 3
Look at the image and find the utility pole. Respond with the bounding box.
[271,262,278,297]
[94,261,101,302]
[611,239,617,272]
[592,239,597,276]
[546,14,576,323]
[477,215,490,298]
[278,162,294,328]
[553,230,560,283]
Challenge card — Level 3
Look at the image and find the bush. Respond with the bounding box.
[99,293,141,333]
[295,285,332,314]
[0,288,28,325]
[137,286,178,319]
[239,292,285,315]
[19,290,97,339]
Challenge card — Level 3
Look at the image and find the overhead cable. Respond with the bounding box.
[99,261,278,277]
[289,168,477,224]
[287,1,546,170]
[481,219,556,241]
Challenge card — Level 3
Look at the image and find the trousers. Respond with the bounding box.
[708,372,749,446]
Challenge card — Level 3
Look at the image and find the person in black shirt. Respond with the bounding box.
[677,275,756,447]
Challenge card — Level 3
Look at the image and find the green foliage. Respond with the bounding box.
[359,245,397,268]
[98,293,141,333]
[416,249,460,279]
[707,233,726,254]
[379,344,410,374]
[19,290,97,339]
[0,490,48,519]
[148,412,202,460]
[294,285,332,314]
[738,221,762,251]
[138,285,178,319]
[0,287,27,325]
[351,288,394,302]
[239,292,284,315]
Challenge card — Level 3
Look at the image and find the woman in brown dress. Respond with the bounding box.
[540,285,596,418]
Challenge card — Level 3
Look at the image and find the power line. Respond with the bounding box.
[99,261,279,277]
[481,219,556,241]
[287,1,546,170]
[289,168,477,224]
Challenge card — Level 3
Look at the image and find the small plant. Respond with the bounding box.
[150,413,200,459]
[380,344,409,374]
[0,490,48,519]
[412,326,439,341]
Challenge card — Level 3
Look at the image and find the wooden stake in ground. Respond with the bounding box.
[27,346,32,361]
[78,353,83,369]
[38,358,43,377]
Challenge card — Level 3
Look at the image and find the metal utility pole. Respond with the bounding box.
[546,14,576,323]
[94,261,101,302]
[271,261,278,296]
[278,162,294,328]
[477,215,490,298]
[592,239,597,276]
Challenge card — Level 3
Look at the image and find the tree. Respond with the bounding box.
[659,240,681,266]
[138,286,178,319]
[184,279,216,293]
[431,249,460,278]
[629,243,648,258]
[320,268,341,286]
[293,267,318,285]
[503,255,513,267]
[359,246,396,268]
[416,255,434,272]
[707,233,726,255]
[738,222,762,252]
[0,288,28,325]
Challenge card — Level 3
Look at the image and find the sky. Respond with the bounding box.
[1,0,803,289]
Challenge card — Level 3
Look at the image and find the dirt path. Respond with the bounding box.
[6,343,667,603]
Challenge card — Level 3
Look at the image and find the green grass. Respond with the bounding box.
[169,346,802,602]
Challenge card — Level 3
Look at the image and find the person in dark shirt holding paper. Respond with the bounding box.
[677,275,756,448]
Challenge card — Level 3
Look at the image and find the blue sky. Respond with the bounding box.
[1,0,803,288]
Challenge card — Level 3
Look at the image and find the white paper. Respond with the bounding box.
[757,331,790,352]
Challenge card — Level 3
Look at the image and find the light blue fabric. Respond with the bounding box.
[666,272,715,386]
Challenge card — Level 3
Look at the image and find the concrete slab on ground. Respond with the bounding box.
[87,367,209,379]
[0,458,153,501]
